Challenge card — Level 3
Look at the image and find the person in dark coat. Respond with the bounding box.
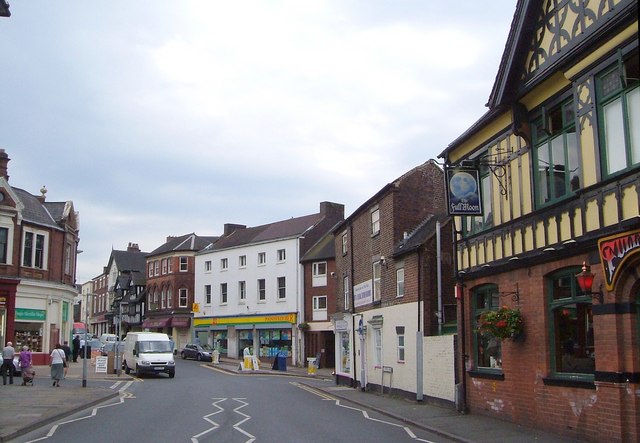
[62,341,72,363]
[72,335,81,362]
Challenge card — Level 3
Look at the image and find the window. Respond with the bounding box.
[179,288,188,308]
[179,256,188,272]
[312,261,327,287]
[532,97,580,207]
[277,249,286,262]
[64,242,73,275]
[596,51,640,176]
[154,260,160,276]
[161,258,167,274]
[373,328,382,367]
[397,328,405,362]
[277,277,286,300]
[258,252,266,265]
[473,285,502,370]
[343,276,350,310]
[161,288,166,309]
[167,287,172,308]
[22,230,47,269]
[396,268,405,297]
[220,283,227,304]
[312,295,327,321]
[548,268,594,377]
[341,232,348,254]
[238,281,246,303]
[371,208,380,235]
[220,258,228,270]
[148,263,153,277]
[239,255,247,267]
[168,258,173,273]
[373,261,381,302]
[257,279,266,301]
[205,260,212,272]
[205,285,212,304]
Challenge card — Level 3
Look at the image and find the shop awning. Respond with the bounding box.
[142,318,171,328]
[171,317,191,328]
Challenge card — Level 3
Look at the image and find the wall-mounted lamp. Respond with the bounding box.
[380,256,388,269]
[575,262,603,304]
[330,271,337,279]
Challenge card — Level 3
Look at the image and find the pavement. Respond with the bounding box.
[0,357,584,443]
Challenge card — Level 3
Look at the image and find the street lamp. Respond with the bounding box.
[575,262,603,304]
[82,295,91,388]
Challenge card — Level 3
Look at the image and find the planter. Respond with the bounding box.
[479,307,524,341]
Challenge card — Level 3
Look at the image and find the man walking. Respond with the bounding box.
[72,335,80,362]
[1,341,15,385]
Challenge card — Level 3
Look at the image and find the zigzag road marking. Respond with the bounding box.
[191,398,226,442]
[292,382,435,443]
[232,398,255,443]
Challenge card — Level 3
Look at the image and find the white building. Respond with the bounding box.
[194,202,343,366]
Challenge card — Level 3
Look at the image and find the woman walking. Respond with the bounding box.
[50,344,66,387]
[19,345,34,385]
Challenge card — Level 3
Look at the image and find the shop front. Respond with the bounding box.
[194,313,298,365]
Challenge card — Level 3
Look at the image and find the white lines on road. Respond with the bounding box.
[291,382,436,443]
[192,398,255,443]
[23,381,137,443]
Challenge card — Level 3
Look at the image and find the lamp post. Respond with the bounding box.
[82,295,90,388]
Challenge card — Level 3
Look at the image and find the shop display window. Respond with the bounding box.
[15,323,43,352]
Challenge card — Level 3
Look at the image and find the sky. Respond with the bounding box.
[1,1,517,284]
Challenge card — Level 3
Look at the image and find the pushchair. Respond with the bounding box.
[21,366,35,386]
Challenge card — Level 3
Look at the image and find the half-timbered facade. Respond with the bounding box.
[439,1,638,441]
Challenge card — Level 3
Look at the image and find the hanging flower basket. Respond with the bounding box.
[479,306,524,340]
[297,322,310,331]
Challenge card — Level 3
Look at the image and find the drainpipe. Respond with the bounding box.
[416,247,423,401]
[349,223,359,390]
[437,220,443,335]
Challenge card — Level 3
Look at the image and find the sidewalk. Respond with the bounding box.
[0,357,583,443]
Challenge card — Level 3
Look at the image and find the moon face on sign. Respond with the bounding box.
[449,172,477,199]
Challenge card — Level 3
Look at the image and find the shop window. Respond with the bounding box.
[339,331,351,374]
[596,51,640,176]
[14,326,43,353]
[532,97,580,207]
[548,267,594,378]
[473,284,502,370]
[257,329,292,358]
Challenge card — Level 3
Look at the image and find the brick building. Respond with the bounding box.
[332,160,455,402]
[439,1,639,440]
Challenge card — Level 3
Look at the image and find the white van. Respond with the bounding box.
[123,332,175,378]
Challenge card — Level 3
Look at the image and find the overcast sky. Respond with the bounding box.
[1,1,516,284]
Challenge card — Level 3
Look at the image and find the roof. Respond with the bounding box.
[211,213,323,251]
[393,214,451,257]
[147,233,219,257]
[12,187,65,231]
[110,249,147,273]
[300,222,341,263]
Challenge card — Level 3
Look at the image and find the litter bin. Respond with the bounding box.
[272,351,287,371]
[307,358,317,375]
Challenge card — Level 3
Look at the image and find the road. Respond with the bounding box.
[13,359,457,443]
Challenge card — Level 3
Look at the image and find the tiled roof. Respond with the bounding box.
[148,233,219,256]
[211,213,323,251]
[12,187,62,230]
[111,250,147,273]
[300,222,341,262]
[393,214,451,257]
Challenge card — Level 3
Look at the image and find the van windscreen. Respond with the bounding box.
[137,341,172,353]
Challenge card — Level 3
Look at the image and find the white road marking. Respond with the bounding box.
[232,398,255,443]
[292,383,436,443]
[191,398,226,442]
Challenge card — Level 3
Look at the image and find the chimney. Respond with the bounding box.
[166,236,176,243]
[319,201,345,218]
[224,224,246,236]
[127,243,140,252]
[0,149,9,181]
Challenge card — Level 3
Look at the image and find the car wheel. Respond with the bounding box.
[196,354,202,361]
[168,369,175,378]
[181,352,186,359]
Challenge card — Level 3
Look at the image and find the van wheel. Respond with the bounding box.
[181,352,186,359]
[196,354,202,361]
[136,364,142,377]
[124,362,131,374]
[168,369,175,378]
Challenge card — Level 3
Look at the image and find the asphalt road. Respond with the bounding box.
[13,359,456,443]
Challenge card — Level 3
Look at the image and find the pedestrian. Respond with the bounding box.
[1,341,15,385]
[50,344,66,387]
[18,346,33,386]
[62,341,72,363]
[72,335,80,362]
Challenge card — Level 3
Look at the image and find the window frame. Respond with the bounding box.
[178,288,188,308]
[373,261,381,302]
[258,252,266,265]
[239,255,247,267]
[257,278,266,302]
[220,258,228,270]
[277,249,286,262]
[472,284,503,372]
[238,280,246,303]
[22,229,48,269]
[371,208,380,236]
[277,276,286,300]
[179,256,188,272]
[220,283,228,305]
[204,284,212,305]
[396,268,405,298]
[397,331,405,363]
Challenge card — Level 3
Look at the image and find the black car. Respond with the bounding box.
[180,344,213,361]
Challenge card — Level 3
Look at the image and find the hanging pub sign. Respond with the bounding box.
[445,166,482,216]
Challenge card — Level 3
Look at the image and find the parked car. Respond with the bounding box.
[180,343,213,361]
[80,338,103,357]
[100,341,125,357]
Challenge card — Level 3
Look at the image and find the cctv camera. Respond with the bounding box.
[330,272,336,277]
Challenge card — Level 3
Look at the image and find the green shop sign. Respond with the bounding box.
[16,308,46,321]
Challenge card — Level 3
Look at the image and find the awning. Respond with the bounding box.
[171,317,191,328]
[142,318,171,328]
